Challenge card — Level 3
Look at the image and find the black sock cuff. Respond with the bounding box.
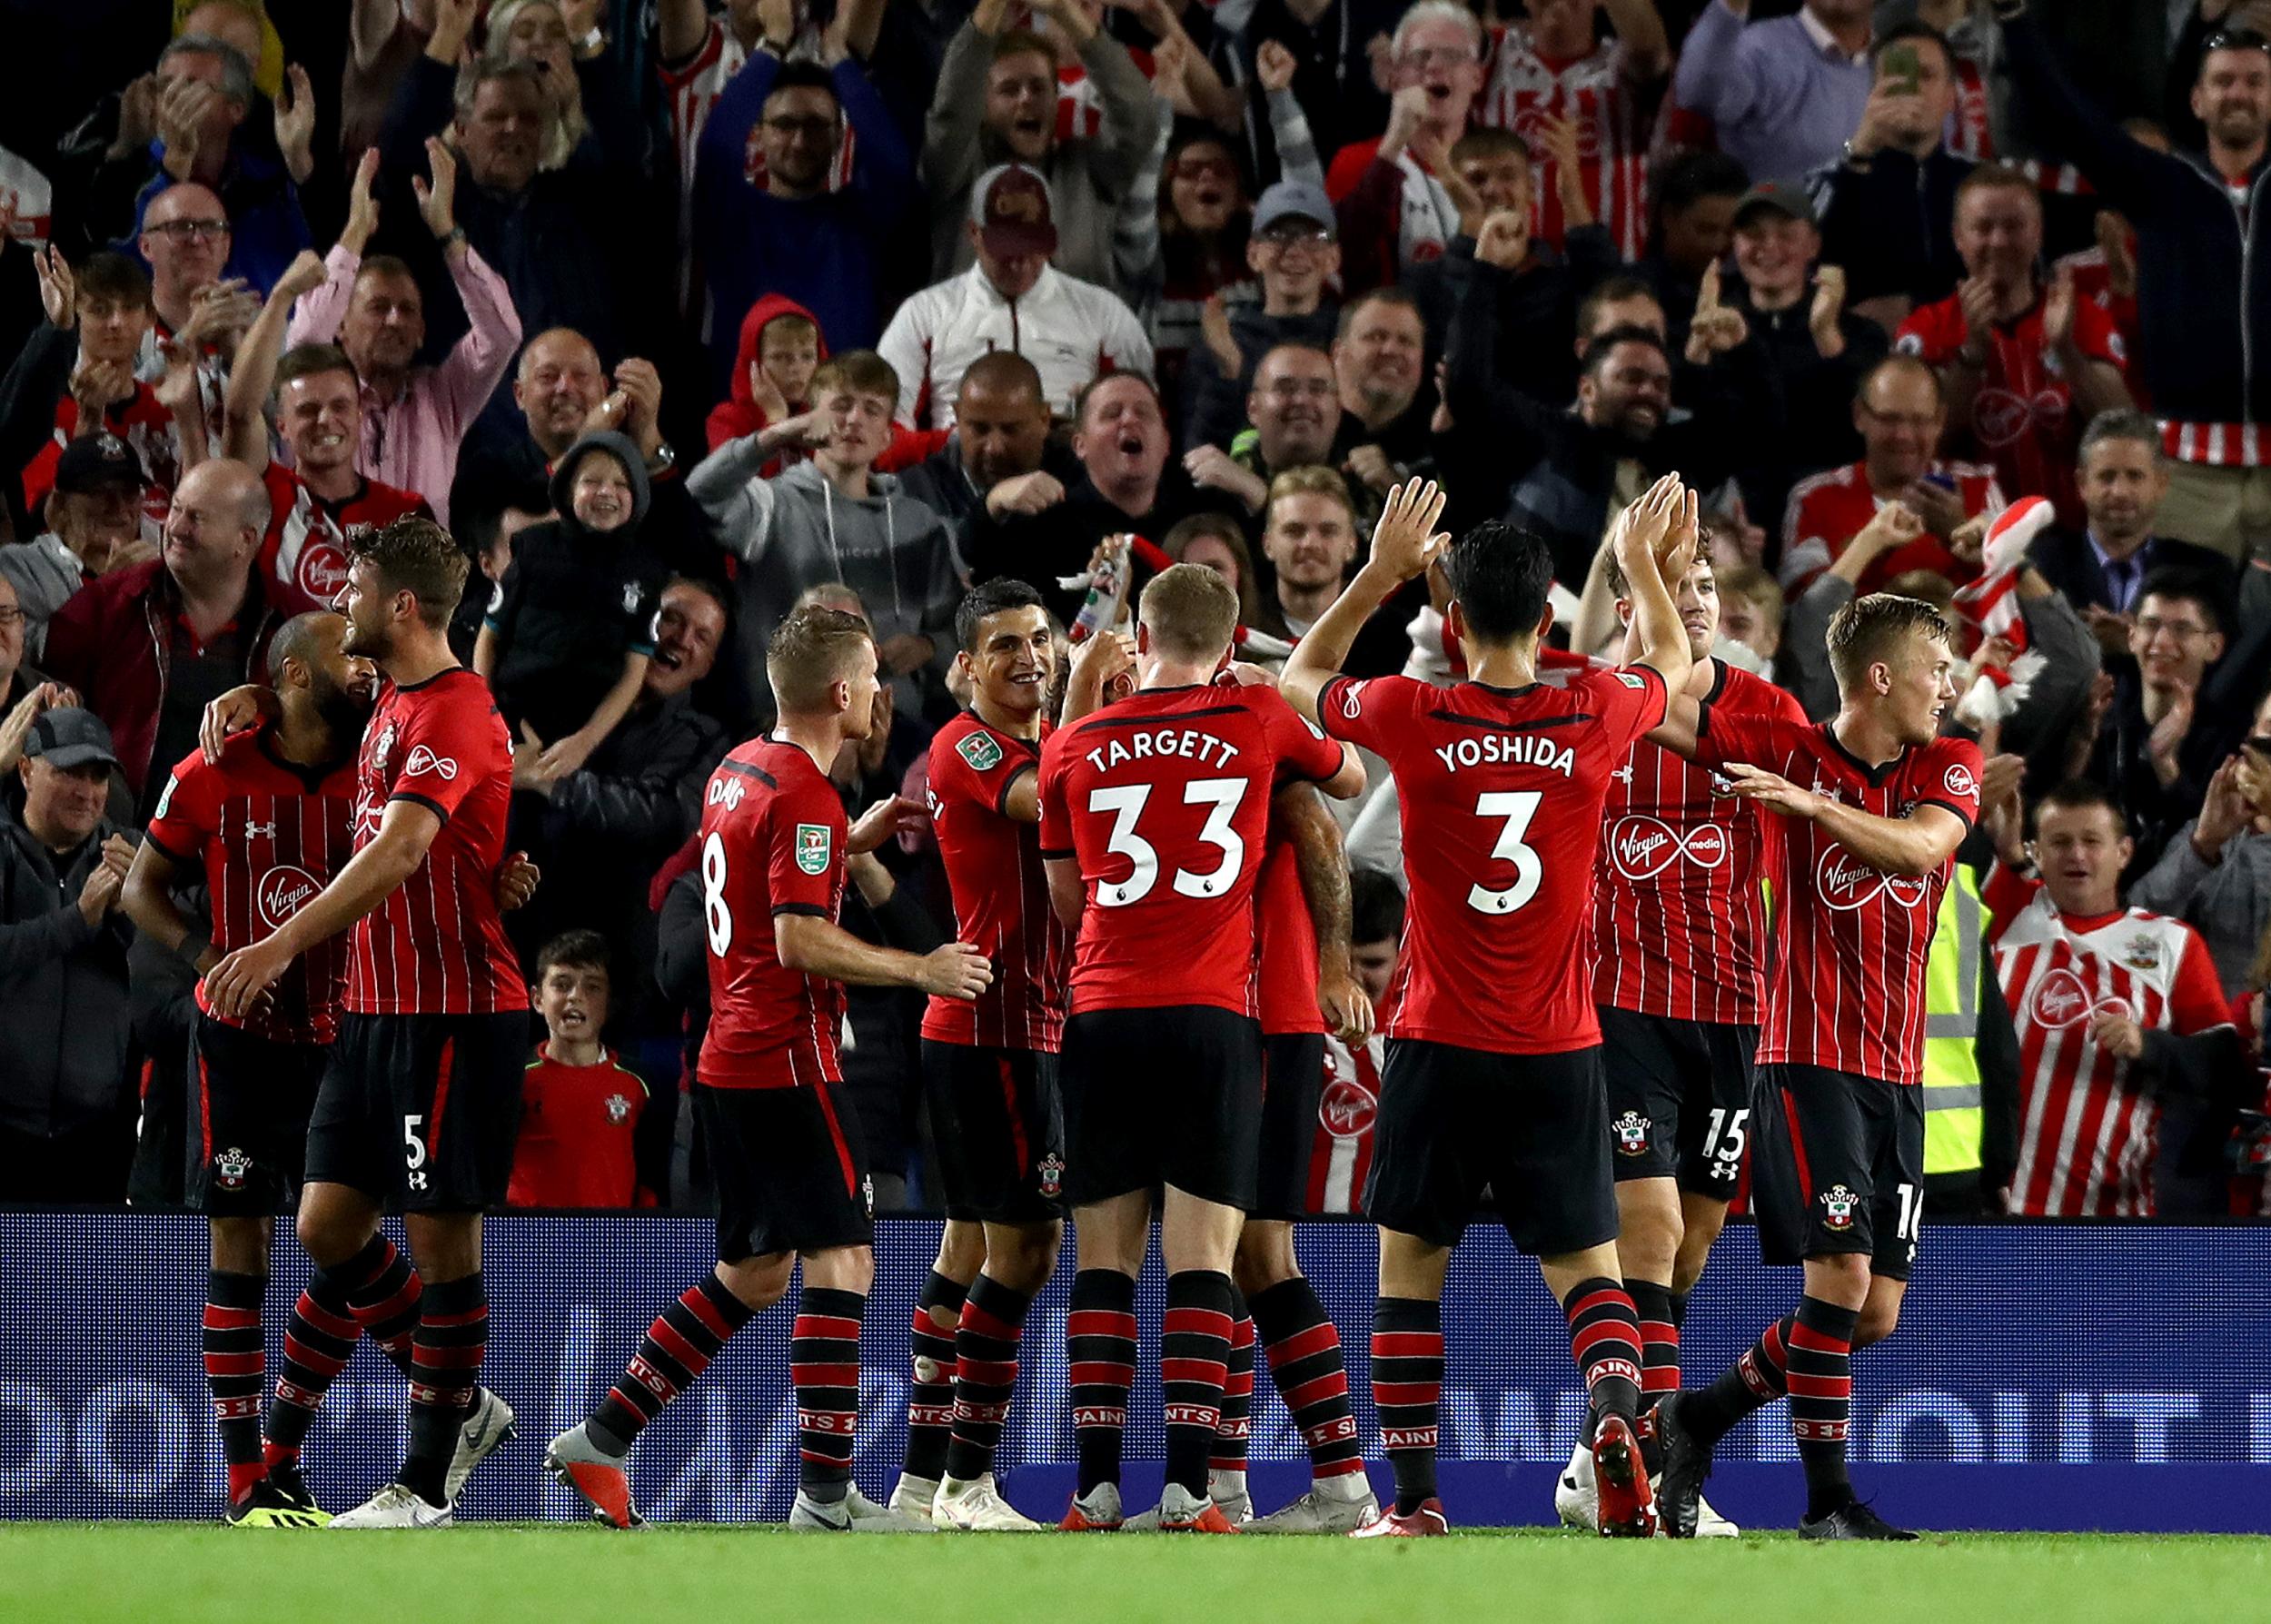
[1247,1276,1325,1341]
[966,1272,1034,1322]
[1667,1290,1691,1330]
[1165,1269,1235,1315]
[1796,1295,1860,1344]
[697,1272,758,1332]
[799,1285,867,1321]
[1374,1296,1441,1334]
[208,1269,266,1306]
[1626,1280,1675,1322]
[424,1273,485,1315]
[918,1268,970,1315]
[1070,1269,1137,1313]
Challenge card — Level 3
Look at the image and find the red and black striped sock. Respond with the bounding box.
[1564,1277,1643,1441]
[1628,1279,1681,1406]
[1372,1296,1442,1515]
[342,1234,423,1381]
[263,1236,416,1471]
[1682,1312,1795,1446]
[591,1274,756,1453]
[1789,1295,1859,1520]
[204,1270,266,1505]
[903,1270,965,1482]
[1250,1278,1364,1481]
[399,1272,485,1506]
[1161,1271,1234,1500]
[791,1286,865,1500]
[1067,1269,1136,1496]
[1209,1291,1255,1483]
[944,1272,1031,1482]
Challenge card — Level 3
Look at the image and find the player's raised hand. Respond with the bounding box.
[1658,483,1702,582]
[1608,472,1682,587]
[1319,966,1374,1046]
[1721,762,1822,821]
[849,794,928,854]
[917,941,995,1001]
[1366,479,1450,581]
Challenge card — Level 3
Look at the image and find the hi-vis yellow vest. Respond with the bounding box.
[1921,865,1986,1175]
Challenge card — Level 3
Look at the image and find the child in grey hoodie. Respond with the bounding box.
[687,351,958,715]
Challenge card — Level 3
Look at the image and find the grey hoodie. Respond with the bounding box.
[689,449,959,698]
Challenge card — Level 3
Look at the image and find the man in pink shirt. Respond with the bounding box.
[283,142,521,526]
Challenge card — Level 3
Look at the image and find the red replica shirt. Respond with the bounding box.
[1477,27,1655,261]
[1779,460,2003,597]
[1321,666,1668,1055]
[24,396,179,540]
[1986,868,2234,1216]
[1896,289,2126,527]
[144,726,357,1045]
[506,1043,649,1208]
[697,737,850,1088]
[1255,831,1325,1038]
[347,668,526,1015]
[920,710,1072,1051]
[1305,1032,1383,1214]
[1694,715,1983,1086]
[1593,662,1808,1025]
[1037,684,1345,1017]
[260,462,431,616]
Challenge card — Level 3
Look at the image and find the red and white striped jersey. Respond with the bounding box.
[1694,714,1982,1086]
[1477,25,1654,262]
[23,395,180,542]
[346,668,526,1015]
[1055,50,1156,144]
[920,710,1071,1053]
[144,727,357,1045]
[1986,866,2233,1216]
[1592,661,1807,1025]
[258,462,431,617]
[1305,1032,1382,1215]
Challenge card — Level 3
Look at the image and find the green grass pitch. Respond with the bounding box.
[8,1526,2269,1624]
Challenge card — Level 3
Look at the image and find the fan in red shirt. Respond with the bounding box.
[1894,165,2132,530]
[506,931,657,1210]
[224,254,432,615]
[1648,593,1981,1544]
[120,608,367,1525]
[1324,6,1481,290]
[1284,475,1701,1539]
[1558,539,1810,1539]
[1980,781,2242,1217]
[548,605,988,1535]
[1036,560,1362,1533]
[203,517,533,1530]
[892,579,1073,1532]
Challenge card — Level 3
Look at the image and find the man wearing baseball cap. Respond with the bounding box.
[1181,180,1344,449]
[0,435,156,659]
[878,163,1154,431]
[0,705,139,1201]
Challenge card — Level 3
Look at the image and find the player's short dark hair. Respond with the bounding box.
[767,604,874,712]
[2137,566,2227,639]
[1825,592,1953,694]
[1335,286,1423,342]
[1443,520,1554,648]
[276,342,360,395]
[75,251,153,311]
[537,928,611,980]
[1872,19,1955,74]
[2032,778,2129,838]
[955,577,1046,653]
[1350,865,1404,947]
[1654,151,1749,221]
[1577,274,1662,341]
[267,610,337,678]
[765,59,841,105]
[1450,126,1528,169]
[1137,561,1240,662]
[1581,324,1668,379]
[351,515,469,629]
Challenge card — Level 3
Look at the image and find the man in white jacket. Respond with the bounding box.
[878,164,1153,431]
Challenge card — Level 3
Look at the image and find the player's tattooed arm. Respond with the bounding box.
[1276,783,1374,1045]
[1282,479,1450,722]
[1725,766,1969,877]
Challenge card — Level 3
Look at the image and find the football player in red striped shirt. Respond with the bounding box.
[123,609,368,1527]
[203,518,533,1529]
[891,578,1073,1533]
[1283,476,1698,1539]
[1556,540,1808,1536]
[1038,563,1364,1533]
[547,606,991,1533]
[1649,594,1982,1541]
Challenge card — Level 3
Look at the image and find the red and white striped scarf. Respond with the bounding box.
[1953,495,2054,726]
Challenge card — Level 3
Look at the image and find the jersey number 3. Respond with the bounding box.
[1468,790,1543,916]
[1087,779,1246,907]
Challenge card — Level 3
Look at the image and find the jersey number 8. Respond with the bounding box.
[701,831,732,954]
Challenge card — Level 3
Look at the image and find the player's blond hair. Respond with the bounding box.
[1138,562,1240,663]
[1826,592,1952,694]
[767,605,874,713]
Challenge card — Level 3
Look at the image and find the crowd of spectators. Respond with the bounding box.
[3,0,2269,1216]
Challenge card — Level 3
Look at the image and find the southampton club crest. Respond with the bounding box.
[604,1093,633,1125]
[213,1147,253,1191]
[1612,1110,1651,1157]
[1037,1153,1065,1200]
[1820,1183,1859,1233]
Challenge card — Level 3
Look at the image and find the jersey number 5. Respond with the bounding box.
[1087,779,1246,907]
[1468,790,1543,915]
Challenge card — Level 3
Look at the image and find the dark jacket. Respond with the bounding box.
[965,464,1216,625]
[2027,529,2237,618]
[544,692,729,862]
[1728,283,1889,539]
[1810,144,1974,310]
[42,561,283,802]
[1177,302,1342,453]
[892,435,1085,575]
[2004,15,2271,434]
[0,809,134,1139]
[1408,228,1620,410]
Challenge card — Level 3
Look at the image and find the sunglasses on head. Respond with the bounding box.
[2207,28,2271,54]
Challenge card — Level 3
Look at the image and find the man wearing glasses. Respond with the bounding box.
[2000,3,2271,563]
[1181,181,1343,450]
[134,183,262,393]
[1324,2,1482,291]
